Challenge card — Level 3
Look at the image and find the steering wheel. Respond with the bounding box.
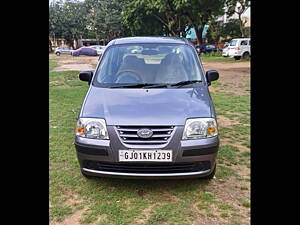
[115,70,142,83]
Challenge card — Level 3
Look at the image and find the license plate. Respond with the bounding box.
[119,150,172,162]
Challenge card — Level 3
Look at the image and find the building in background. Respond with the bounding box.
[217,3,251,27]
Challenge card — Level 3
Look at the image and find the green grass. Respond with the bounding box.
[49,58,59,71]
[49,56,250,224]
[242,200,250,208]
[218,145,240,166]
[200,55,251,63]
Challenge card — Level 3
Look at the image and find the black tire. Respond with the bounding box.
[201,163,216,180]
[234,56,241,60]
[56,52,61,56]
[242,52,250,59]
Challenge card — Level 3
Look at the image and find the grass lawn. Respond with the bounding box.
[49,56,250,225]
[200,55,250,63]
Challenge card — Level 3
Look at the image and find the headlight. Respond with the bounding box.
[182,118,218,139]
[76,118,109,139]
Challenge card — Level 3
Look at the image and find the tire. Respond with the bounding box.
[234,56,241,60]
[56,52,61,56]
[201,163,216,180]
[242,52,250,59]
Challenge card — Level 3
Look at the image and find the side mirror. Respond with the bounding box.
[206,70,219,86]
[79,71,93,85]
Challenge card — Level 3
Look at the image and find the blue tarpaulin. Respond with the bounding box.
[185,27,197,39]
[185,25,209,39]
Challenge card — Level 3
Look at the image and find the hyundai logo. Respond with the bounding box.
[137,129,153,138]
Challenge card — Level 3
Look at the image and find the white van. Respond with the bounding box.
[226,38,251,60]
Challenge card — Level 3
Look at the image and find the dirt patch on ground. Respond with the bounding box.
[220,138,249,153]
[135,202,163,224]
[59,57,98,65]
[54,64,95,71]
[217,115,239,128]
[50,206,88,225]
[203,61,250,95]
[198,177,250,225]
[50,54,98,71]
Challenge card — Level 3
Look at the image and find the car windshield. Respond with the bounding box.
[93,43,202,87]
[230,40,238,46]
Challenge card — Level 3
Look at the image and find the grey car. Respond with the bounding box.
[90,45,106,56]
[54,46,72,56]
[75,37,219,179]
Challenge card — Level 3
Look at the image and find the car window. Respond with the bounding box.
[240,40,248,45]
[94,44,203,86]
[230,40,238,46]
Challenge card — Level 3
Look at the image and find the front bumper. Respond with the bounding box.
[75,126,219,179]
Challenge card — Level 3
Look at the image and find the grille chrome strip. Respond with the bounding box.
[122,140,168,144]
[116,126,175,145]
[82,168,211,177]
[119,134,171,138]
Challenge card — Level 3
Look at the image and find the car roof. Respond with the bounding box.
[107,36,190,47]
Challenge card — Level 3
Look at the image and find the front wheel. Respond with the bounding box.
[56,52,61,56]
[242,52,250,59]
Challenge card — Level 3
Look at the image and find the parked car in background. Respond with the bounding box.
[227,38,251,60]
[90,45,106,56]
[54,46,72,56]
[75,37,220,180]
[195,44,218,54]
[71,46,98,56]
[221,43,229,57]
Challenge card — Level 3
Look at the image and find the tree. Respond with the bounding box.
[225,0,250,37]
[49,0,89,49]
[205,17,222,44]
[174,0,225,45]
[122,0,188,37]
[84,0,126,42]
[219,19,242,41]
[121,0,164,36]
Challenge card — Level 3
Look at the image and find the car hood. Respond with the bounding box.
[80,86,213,125]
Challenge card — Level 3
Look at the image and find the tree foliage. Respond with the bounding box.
[49,0,125,47]
[173,0,225,44]
[225,0,250,37]
[49,0,250,48]
[121,0,164,36]
[49,0,89,48]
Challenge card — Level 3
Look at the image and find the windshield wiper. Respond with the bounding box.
[143,84,169,88]
[109,83,169,88]
[109,81,201,89]
[109,83,151,88]
[170,80,202,88]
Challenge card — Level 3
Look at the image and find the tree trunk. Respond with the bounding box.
[194,26,204,46]
[238,14,245,37]
[66,38,75,49]
[49,39,52,52]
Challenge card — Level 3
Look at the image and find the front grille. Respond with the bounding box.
[83,161,211,174]
[116,126,175,145]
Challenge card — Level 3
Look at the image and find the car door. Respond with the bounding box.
[240,40,248,55]
[248,40,251,55]
[61,47,68,54]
